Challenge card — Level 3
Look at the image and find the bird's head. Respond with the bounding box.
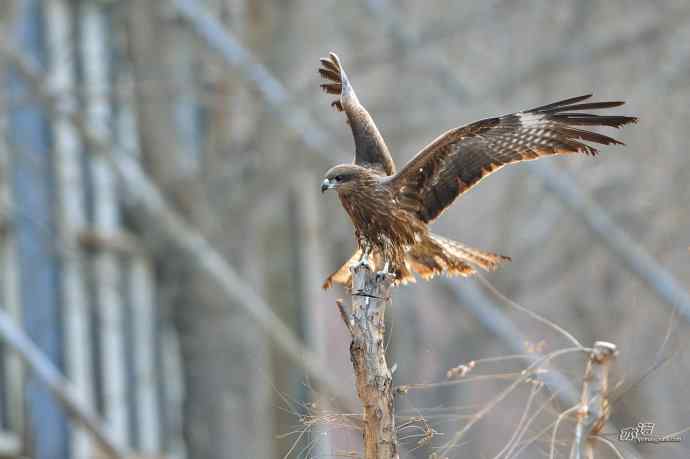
[321,164,366,194]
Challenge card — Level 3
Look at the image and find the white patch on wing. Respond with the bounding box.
[517,112,545,127]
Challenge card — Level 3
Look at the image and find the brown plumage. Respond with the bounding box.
[319,52,637,289]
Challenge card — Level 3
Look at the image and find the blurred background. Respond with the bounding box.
[0,0,688,458]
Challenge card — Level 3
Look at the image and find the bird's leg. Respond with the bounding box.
[375,259,396,283]
[350,243,373,271]
[350,244,377,297]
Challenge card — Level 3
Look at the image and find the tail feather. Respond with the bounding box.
[322,249,361,290]
[322,250,398,289]
[406,241,475,280]
[429,234,511,272]
[323,234,510,289]
[322,249,416,289]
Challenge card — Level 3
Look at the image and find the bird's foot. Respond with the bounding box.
[349,255,373,272]
[375,270,396,283]
[375,261,396,283]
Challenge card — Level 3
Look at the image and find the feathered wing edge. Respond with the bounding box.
[318,53,346,112]
[318,52,396,175]
[390,94,638,224]
[520,94,639,156]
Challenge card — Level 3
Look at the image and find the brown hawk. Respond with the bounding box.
[319,52,637,289]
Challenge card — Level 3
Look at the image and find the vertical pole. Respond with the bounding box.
[45,2,96,458]
[571,341,617,459]
[80,2,129,447]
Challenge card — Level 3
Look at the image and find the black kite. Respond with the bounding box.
[319,52,637,288]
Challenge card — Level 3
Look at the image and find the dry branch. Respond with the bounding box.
[339,264,399,459]
[449,281,640,458]
[571,341,617,459]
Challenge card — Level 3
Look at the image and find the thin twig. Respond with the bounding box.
[437,347,589,457]
[550,405,580,459]
[336,299,354,336]
[589,436,624,459]
[493,381,543,459]
[476,274,584,349]
[504,391,562,459]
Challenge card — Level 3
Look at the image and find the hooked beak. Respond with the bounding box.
[321,178,335,193]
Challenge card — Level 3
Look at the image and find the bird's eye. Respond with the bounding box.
[335,175,344,182]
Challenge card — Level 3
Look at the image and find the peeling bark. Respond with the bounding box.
[342,264,398,459]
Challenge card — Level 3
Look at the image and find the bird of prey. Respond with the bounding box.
[319,52,637,289]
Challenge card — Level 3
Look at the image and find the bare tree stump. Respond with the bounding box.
[338,263,399,459]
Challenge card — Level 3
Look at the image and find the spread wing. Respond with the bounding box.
[319,52,395,175]
[391,94,638,223]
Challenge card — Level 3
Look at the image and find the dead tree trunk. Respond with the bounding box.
[338,263,399,459]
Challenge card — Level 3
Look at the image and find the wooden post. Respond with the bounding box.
[339,264,398,459]
[571,341,617,459]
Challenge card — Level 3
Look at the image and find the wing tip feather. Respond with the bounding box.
[318,51,357,113]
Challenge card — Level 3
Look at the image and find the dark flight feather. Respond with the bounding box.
[390,94,638,223]
[318,52,395,175]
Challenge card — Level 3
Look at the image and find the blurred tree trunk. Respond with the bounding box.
[45,1,95,457]
[0,7,24,442]
[80,2,131,447]
[126,1,271,458]
[7,2,69,457]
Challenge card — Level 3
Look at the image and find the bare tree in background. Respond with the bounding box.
[0,1,689,459]
[126,2,273,457]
